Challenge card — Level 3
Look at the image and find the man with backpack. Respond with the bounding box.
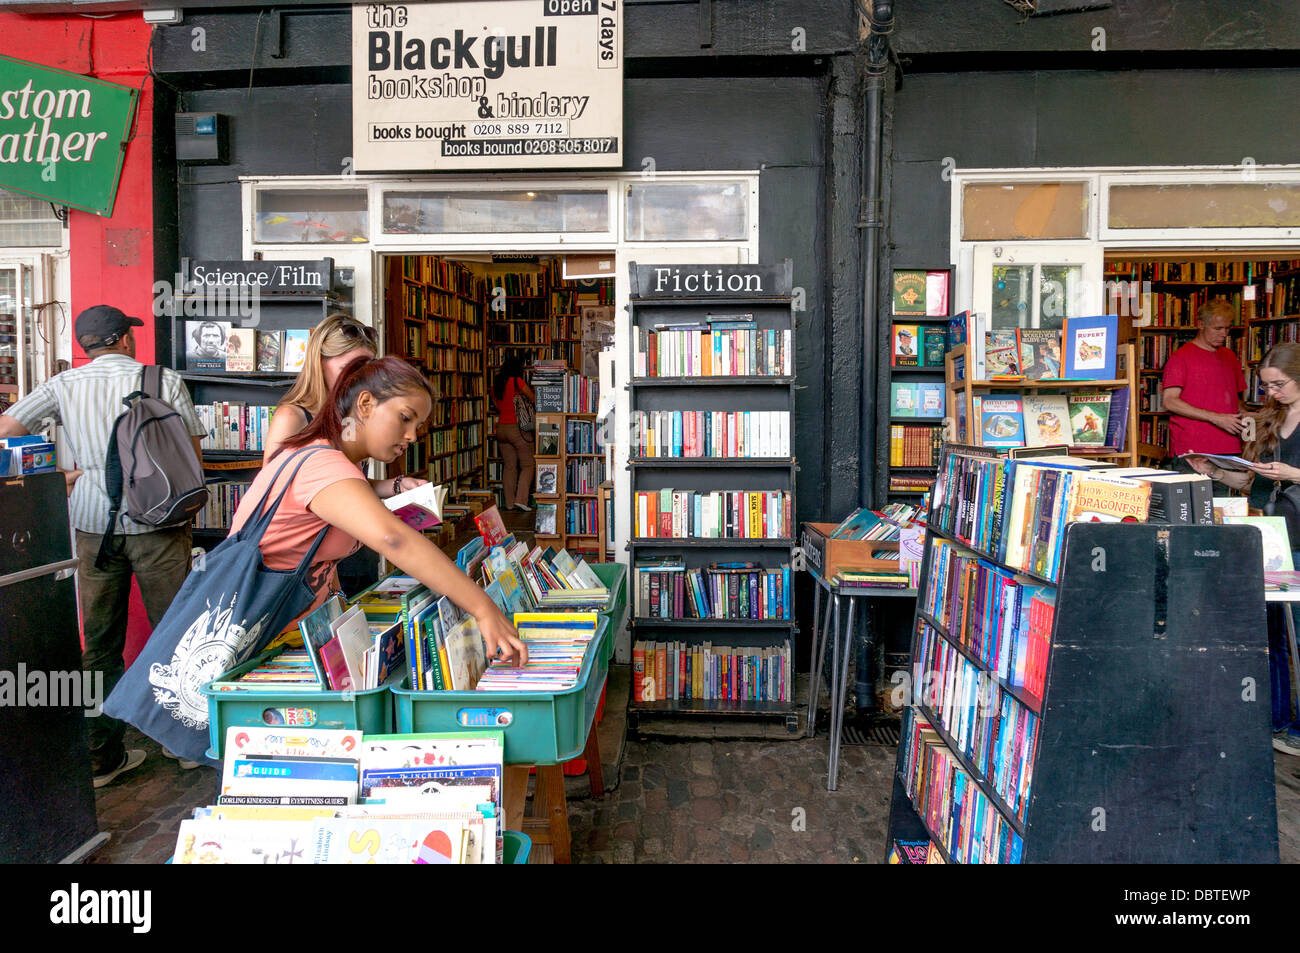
[0,305,207,787]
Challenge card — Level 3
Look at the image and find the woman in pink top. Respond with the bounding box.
[229,354,526,663]
[492,351,536,511]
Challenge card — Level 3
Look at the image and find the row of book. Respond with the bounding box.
[633,489,793,540]
[899,709,1025,864]
[532,362,600,413]
[565,418,598,454]
[921,538,1057,700]
[1137,384,1164,414]
[1137,329,1200,369]
[195,478,252,530]
[634,558,791,621]
[890,424,944,468]
[1138,415,1169,448]
[564,457,606,494]
[174,726,503,864]
[197,402,276,453]
[1247,320,1300,364]
[913,623,1040,825]
[973,389,1128,451]
[489,321,550,344]
[632,410,791,458]
[490,270,546,297]
[632,639,793,703]
[1105,260,1287,283]
[633,325,794,378]
[185,322,311,374]
[402,254,487,299]
[890,324,948,368]
[889,473,936,494]
[890,382,945,418]
[563,498,600,536]
[1106,287,1255,328]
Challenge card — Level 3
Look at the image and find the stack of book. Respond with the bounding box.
[633,557,791,621]
[476,611,599,692]
[531,360,567,411]
[633,489,793,539]
[632,639,792,703]
[207,649,322,692]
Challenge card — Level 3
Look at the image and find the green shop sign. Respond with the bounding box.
[0,56,138,217]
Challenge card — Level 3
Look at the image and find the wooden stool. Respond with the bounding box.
[502,729,604,864]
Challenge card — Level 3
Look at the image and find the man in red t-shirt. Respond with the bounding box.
[1161,299,1246,459]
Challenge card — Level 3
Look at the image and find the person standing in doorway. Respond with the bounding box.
[0,306,207,787]
[1161,298,1247,470]
[492,352,535,512]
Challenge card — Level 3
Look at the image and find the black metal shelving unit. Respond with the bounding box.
[625,261,800,732]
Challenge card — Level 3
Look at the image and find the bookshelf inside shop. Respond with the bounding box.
[945,341,1139,468]
[626,261,799,729]
[1104,256,1300,461]
[885,443,1278,863]
[533,410,605,558]
[883,266,954,507]
[166,273,342,541]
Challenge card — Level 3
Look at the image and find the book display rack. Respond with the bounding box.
[533,410,605,559]
[884,443,1278,863]
[625,261,799,730]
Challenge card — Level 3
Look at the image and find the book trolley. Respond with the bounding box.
[625,261,800,730]
[885,443,1279,863]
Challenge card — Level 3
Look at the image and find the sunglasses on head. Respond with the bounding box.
[338,321,377,346]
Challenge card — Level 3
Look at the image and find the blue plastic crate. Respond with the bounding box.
[201,646,396,760]
[391,615,610,765]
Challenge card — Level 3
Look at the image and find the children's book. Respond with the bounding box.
[925,270,950,317]
[980,397,1025,448]
[1017,328,1062,380]
[1062,314,1118,380]
[983,330,1021,378]
[385,482,447,530]
[1066,393,1111,446]
[443,617,489,690]
[892,269,928,315]
[298,594,345,685]
[921,326,947,367]
[319,637,352,691]
[1224,515,1295,571]
[892,325,920,367]
[917,382,945,418]
[1066,473,1150,523]
[331,605,374,689]
[474,505,509,546]
[282,329,310,372]
[1021,395,1072,447]
[891,382,917,417]
[830,506,881,540]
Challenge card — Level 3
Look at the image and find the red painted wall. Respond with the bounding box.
[0,14,159,661]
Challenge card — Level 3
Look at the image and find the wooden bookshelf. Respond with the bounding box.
[532,411,605,554]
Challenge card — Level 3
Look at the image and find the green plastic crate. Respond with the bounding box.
[502,830,531,864]
[201,645,396,760]
[391,616,610,765]
[590,561,627,665]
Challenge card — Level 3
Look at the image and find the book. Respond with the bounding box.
[891,382,917,417]
[536,418,562,457]
[255,330,283,373]
[1179,451,1255,472]
[983,330,1021,377]
[474,505,509,546]
[535,502,558,536]
[331,605,375,689]
[893,325,920,367]
[223,327,255,373]
[1062,314,1118,380]
[921,326,947,367]
[1021,395,1072,447]
[282,329,310,372]
[1065,473,1150,523]
[1104,385,1130,452]
[1224,515,1295,571]
[384,482,447,531]
[893,269,928,315]
[298,594,345,686]
[1066,393,1111,446]
[980,397,1025,448]
[917,382,945,418]
[1016,328,1061,380]
[925,270,950,317]
[536,463,559,495]
[318,637,352,691]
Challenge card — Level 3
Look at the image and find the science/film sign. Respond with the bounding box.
[352,0,622,171]
[0,56,137,216]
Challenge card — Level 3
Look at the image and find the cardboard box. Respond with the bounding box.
[799,522,901,579]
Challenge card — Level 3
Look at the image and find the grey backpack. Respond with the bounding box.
[95,366,208,569]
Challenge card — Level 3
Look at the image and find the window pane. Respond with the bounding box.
[625,182,748,241]
[382,190,608,234]
[990,265,1032,329]
[0,189,61,247]
[962,182,1089,241]
[255,189,368,243]
[1038,264,1083,327]
[1108,182,1300,229]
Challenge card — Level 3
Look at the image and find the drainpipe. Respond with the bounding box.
[859,0,893,507]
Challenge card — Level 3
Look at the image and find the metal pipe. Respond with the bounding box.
[859,0,894,507]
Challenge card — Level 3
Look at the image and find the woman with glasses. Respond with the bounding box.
[263,313,427,499]
[1188,341,1300,756]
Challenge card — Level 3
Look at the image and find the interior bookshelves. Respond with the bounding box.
[1104,256,1300,462]
[166,276,341,541]
[625,261,799,730]
[881,265,953,508]
[533,410,603,559]
[945,340,1139,467]
[384,255,487,490]
[885,443,1277,863]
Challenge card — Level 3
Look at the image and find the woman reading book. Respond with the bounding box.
[1187,341,1300,755]
[232,354,527,663]
[263,313,427,500]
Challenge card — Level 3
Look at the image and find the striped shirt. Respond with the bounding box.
[6,354,206,535]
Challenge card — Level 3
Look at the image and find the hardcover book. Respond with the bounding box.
[1066,393,1111,446]
[893,269,928,315]
[255,330,283,373]
[891,382,918,417]
[922,326,947,367]
[282,329,310,372]
[1021,395,1072,447]
[224,329,256,374]
[983,330,1021,378]
[917,383,945,418]
[535,502,558,536]
[1062,314,1118,380]
[980,397,1026,448]
[1017,329,1062,380]
[925,270,950,317]
[893,325,920,367]
[1066,473,1150,523]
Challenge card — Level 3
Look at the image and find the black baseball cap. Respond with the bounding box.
[75,305,144,348]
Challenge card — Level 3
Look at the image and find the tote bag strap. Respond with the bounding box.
[241,446,331,537]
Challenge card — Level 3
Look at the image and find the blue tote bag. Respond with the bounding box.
[103,447,333,765]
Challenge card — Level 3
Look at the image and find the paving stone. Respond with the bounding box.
[623,765,641,781]
[641,813,667,838]
[644,788,667,813]
[641,836,663,855]
[616,801,639,821]
[691,798,723,823]
[667,779,691,809]
[613,842,635,864]
[750,824,775,852]
[689,778,719,798]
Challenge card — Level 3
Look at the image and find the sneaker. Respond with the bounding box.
[93,748,146,788]
[513,503,533,512]
[163,747,202,770]
[1274,732,1300,757]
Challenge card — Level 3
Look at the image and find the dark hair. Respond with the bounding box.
[279,355,435,456]
[192,321,226,345]
[494,351,526,402]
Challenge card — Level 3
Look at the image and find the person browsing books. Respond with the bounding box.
[492,351,536,512]
[262,314,426,501]
[230,355,526,664]
[1161,299,1247,462]
[0,305,207,788]
[1187,342,1300,756]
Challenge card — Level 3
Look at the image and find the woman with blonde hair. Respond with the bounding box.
[263,313,426,499]
[1188,340,1300,756]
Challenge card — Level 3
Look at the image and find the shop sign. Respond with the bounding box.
[352,0,622,171]
[629,262,794,299]
[183,259,334,294]
[0,56,138,217]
